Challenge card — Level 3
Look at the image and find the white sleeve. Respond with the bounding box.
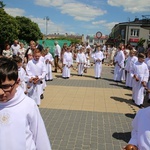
[29,104,52,150]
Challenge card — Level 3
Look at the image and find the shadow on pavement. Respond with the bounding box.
[125,113,136,119]
[112,132,131,143]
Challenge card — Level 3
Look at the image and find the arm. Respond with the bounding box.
[29,104,51,150]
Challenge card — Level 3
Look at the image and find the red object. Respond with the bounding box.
[129,38,139,42]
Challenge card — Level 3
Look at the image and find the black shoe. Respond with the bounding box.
[148,99,150,103]
[138,104,144,109]
[132,99,135,103]
[40,94,44,99]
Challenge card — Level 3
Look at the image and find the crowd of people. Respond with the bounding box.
[1,39,150,149]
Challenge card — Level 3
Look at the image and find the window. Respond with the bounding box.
[130,29,139,37]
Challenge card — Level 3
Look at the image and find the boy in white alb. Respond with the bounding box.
[125,50,138,88]
[44,48,54,81]
[130,53,149,108]
[76,47,87,76]
[62,47,73,79]
[26,49,46,106]
[93,45,104,79]
[124,107,150,150]
[0,57,51,150]
[13,56,27,93]
[114,46,125,82]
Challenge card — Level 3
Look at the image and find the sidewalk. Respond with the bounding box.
[39,64,147,150]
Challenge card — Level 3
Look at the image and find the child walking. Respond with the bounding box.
[0,57,51,150]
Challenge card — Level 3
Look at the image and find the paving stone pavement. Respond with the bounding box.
[39,65,149,150]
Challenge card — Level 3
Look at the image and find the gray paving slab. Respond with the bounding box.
[39,66,141,150]
[40,108,134,150]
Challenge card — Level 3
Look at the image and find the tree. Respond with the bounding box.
[0,1,5,9]
[0,8,19,46]
[16,16,43,43]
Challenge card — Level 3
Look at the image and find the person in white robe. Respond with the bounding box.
[93,45,104,79]
[124,107,150,150]
[144,51,150,103]
[26,49,46,106]
[62,47,73,79]
[130,53,149,108]
[114,46,125,82]
[125,50,138,88]
[0,57,51,150]
[44,48,54,81]
[76,47,87,76]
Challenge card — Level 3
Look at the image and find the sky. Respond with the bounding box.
[3,0,150,37]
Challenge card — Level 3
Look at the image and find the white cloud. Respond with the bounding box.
[35,0,107,21]
[92,20,107,25]
[4,8,67,35]
[4,8,25,16]
[107,0,150,13]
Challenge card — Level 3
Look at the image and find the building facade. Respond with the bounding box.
[107,16,150,48]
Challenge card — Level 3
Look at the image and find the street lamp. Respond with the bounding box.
[44,16,49,36]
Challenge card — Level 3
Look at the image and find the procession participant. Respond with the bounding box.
[62,46,73,79]
[84,48,91,73]
[125,50,138,88]
[123,106,150,150]
[53,41,62,73]
[144,50,150,103]
[2,43,13,58]
[44,47,54,81]
[26,49,46,106]
[11,39,20,57]
[93,45,104,79]
[18,42,26,61]
[76,46,87,76]
[0,57,51,150]
[130,53,149,108]
[13,56,27,93]
[113,46,125,82]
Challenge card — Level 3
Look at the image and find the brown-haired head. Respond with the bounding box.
[138,53,145,59]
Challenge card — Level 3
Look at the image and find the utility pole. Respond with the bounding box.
[126,18,130,45]
[44,16,49,36]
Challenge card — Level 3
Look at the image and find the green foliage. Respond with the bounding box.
[137,38,146,46]
[16,16,43,43]
[0,9,19,45]
[0,1,5,8]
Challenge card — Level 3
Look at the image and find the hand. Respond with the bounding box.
[141,81,146,87]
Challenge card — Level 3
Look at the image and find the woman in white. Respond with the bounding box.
[44,48,54,81]
[114,46,125,82]
[125,50,138,88]
[2,43,13,58]
[93,45,104,79]
[76,47,87,76]
[62,47,73,79]
[18,43,26,61]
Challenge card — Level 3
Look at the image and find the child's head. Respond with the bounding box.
[33,49,41,61]
[13,56,23,69]
[130,50,136,57]
[0,57,19,102]
[138,53,145,63]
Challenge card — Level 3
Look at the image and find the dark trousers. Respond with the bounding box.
[54,55,62,72]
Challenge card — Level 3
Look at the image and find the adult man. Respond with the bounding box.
[53,41,62,72]
[11,40,20,57]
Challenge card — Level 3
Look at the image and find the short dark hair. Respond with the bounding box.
[13,56,22,63]
[0,57,18,84]
[138,53,145,59]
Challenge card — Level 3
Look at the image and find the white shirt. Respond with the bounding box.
[54,44,61,58]
[11,44,20,56]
